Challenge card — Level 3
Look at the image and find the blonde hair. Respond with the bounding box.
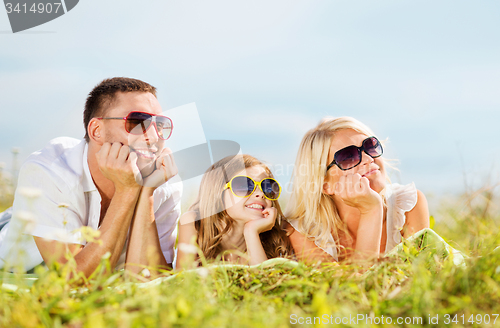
[189,154,292,260]
[285,116,388,251]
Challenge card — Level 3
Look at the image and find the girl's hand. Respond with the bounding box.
[243,207,277,266]
[243,207,277,235]
[334,173,382,215]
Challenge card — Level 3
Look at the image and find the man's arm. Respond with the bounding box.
[124,187,169,275]
[176,211,199,270]
[34,188,140,276]
[125,148,178,275]
[35,142,142,278]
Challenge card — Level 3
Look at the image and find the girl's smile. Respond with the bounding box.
[245,203,266,210]
[224,166,273,223]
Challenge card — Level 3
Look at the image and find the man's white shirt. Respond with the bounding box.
[0,137,182,270]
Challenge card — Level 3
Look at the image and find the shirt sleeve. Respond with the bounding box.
[386,182,418,251]
[12,161,87,245]
[154,181,182,264]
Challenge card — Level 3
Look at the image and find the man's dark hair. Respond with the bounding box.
[83,77,157,142]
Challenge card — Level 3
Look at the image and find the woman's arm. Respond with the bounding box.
[402,189,430,238]
[284,222,336,263]
[176,211,199,270]
[334,174,384,261]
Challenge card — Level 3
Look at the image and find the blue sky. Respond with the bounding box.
[1,0,499,207]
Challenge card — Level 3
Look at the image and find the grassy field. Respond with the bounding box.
[0,177,499,327]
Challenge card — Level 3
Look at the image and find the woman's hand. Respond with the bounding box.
[334,173,383,261]
[334,173,382,215]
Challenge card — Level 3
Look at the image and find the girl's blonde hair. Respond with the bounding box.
[285,116,388,251]
[189,154,292,260]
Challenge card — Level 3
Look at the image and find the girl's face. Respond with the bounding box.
[324,128,387,194]
[223,165,274,224]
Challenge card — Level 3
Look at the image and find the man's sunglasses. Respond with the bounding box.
[326,136,383,171]
[224,175,281,201]
[97,111,173,140]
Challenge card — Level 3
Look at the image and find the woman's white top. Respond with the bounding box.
[287,182,418,261]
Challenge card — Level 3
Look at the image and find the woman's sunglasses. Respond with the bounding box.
[224,175,281,201]
[97,111,173,140]
[326,136,383,171]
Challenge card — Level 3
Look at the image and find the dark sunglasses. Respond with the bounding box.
[326,136,383,171]
[224,175,281,201]
[97,111,173,140]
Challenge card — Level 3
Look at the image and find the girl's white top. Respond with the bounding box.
[287,182,418,261]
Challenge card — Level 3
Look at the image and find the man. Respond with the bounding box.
[0,77,181,277]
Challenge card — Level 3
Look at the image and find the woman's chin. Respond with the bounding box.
[370,180,387,194]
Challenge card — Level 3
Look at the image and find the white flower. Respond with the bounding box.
[15,210,37,233]
[197,267,209,278]
[18,187,42,200]
[140,268,151,278]
[178,243,198,254]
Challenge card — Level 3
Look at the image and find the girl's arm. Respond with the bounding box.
[176,211,199,270]
[243,230,268,265]
[243,208,276,266]
[402,189,430,238]
[284,222,337,263]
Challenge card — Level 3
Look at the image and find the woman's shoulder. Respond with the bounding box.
[404,188,429,232]
[386,182,418,213]
[283,221,338,263]
[385,182,429,245]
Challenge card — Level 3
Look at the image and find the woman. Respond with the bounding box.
[285,117,429,262]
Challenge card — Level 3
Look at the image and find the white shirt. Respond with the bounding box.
[0,137,182,271]
[287,183,418,261]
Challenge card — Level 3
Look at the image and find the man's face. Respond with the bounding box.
[100,91,165,177]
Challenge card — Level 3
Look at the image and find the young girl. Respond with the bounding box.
[285,117,430,262]
[176,154,292,269]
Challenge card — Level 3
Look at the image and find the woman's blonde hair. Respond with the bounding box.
[285,116,388,251]
[189,154,292,260]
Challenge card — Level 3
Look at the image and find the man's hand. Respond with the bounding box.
[139,148,178,188]
[96,142,141,191]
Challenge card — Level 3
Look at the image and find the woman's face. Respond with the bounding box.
[324,128,387,194]
[223,165,274,224]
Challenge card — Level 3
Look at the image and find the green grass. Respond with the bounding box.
[1,187,500,327]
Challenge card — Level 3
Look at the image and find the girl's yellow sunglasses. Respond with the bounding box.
[224,175,281,201]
